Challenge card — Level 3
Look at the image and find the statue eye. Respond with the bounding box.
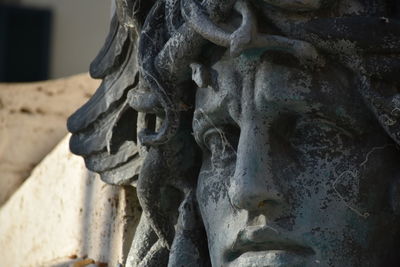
[203,128,222,151]
[202,125,240,155]
[290,119,353,154]
[202,125,240,170]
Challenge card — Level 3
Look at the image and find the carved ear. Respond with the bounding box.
[190,63,211,88]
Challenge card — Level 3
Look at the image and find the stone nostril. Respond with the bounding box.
[257,198,282,209]
[229,183,283,211]
[258,200,267,209]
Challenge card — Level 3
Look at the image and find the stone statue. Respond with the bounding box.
[68,0,400,266]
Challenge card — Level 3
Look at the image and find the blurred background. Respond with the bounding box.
[0,0,111,82]
[0,3,141,266]
[0,0,113,206]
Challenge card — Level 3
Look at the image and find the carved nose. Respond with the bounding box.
[229,168,282,211]
[228,123,283,211]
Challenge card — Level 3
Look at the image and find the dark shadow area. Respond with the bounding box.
[0,4,52,82]
[77,170,142,266]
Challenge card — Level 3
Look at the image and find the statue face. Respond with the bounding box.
[193,54,400,267]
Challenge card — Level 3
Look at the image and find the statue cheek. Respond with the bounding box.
[197,165,229,208]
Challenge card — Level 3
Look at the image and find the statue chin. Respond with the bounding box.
[67,0,400,266]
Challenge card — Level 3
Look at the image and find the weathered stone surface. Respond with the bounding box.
[0,74,99,205]
[0,135,141,267]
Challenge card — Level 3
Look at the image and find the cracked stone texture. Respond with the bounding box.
[0,73,99,206]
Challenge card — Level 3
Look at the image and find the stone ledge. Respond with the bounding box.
[0,135,141,267]
[0,73,99,205]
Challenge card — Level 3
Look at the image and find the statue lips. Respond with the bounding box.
[225,225,315,266]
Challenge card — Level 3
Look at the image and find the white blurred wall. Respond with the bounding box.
[20,0,112,78]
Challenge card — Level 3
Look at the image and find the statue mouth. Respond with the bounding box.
[225,225,315,264]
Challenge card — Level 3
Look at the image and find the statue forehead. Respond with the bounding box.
[194,54,370,132]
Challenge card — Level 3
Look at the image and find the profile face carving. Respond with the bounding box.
[193,54,400,266]
[67,0,400,266]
